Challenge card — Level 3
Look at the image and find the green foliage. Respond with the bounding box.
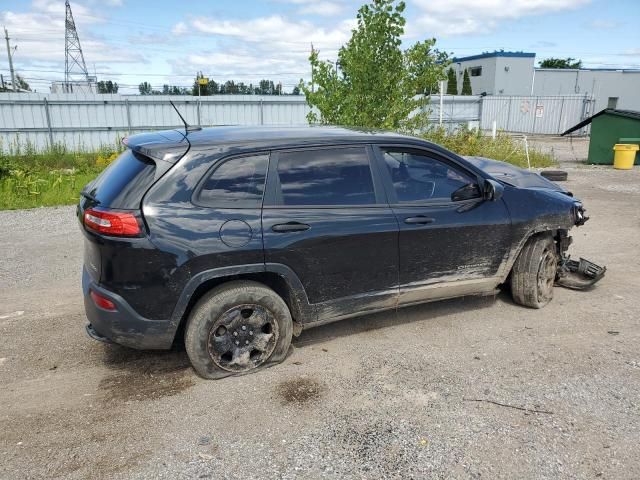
[446,67,458,95]
[422,127,555,168]
[16,74,31,92]
[461,69,472,95]
[301,0,448,131]
[0,140,124,210]
[138,81,153,95]
[539,57,582,69]
[97,80,119,94]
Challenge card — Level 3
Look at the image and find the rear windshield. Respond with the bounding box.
[84,150,159,209]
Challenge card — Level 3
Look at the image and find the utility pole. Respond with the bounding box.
[4,27,16,92]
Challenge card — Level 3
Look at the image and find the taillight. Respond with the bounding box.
[83,208,141,236]
[90,290,117,311]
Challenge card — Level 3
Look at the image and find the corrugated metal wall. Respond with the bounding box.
[480,95,593,135]
[0,92,593,152]
[0,93,312,151]
[427,95,482,130]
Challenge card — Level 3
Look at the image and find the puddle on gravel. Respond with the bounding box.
[276,377,324,405]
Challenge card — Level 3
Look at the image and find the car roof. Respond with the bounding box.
[183,125,411,146]
[124,125,469,170]
[126,125,438,158]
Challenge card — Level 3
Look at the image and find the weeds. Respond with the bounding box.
[0,140,122,210]
[422,127,555,169]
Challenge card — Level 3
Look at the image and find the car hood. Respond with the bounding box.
[464,156,569,193]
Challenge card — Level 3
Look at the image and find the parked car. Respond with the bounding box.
[78,126,593,379]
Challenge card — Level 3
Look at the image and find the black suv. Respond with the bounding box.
[78,126,589,379]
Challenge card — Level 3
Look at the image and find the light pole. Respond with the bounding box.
[4,27,17,92]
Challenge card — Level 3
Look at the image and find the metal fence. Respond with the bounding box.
[480,95,594,135]
[0,92,593,152]
[0,93,312,151]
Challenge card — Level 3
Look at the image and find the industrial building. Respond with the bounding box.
[451,51,640,113]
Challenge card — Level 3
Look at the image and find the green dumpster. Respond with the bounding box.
[562,109,640,165]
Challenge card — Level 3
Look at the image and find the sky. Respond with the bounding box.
[0,0,638,94]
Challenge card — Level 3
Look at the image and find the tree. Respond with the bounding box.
[191,72,211,95]
[258,79,275,95]
[138,81,152,95]
[461,69,472,95]
[301,0,448,131]
[292,86,301,95]
[15,74,31,92]
[97,80,118,94]
[540,57,582,69]
[446,67,457,95]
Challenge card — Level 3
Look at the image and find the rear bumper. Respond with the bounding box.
[82,267,176,350]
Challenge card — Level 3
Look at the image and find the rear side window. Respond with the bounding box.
[196,154,269,208]
[275,147,375,206]
[84,150,158,209]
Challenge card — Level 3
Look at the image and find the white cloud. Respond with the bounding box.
[189,15,353,52]
[408,0,591,36]
[172,21,187,35]
[0,0,145,92]
[295,1,345,16]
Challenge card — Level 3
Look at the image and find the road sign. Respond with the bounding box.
[198,77,209,86]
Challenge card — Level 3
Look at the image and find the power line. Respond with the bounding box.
[0,67,309,77]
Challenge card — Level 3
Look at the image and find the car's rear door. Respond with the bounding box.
[372,145,512,305]
[262,145,399,322]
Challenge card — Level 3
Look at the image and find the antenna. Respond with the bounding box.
[169,100,201,133]
[64,0,89,89]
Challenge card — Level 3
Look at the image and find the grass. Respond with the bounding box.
[0,129,555,210]
[0,140,121,210]
[422,127,556,169]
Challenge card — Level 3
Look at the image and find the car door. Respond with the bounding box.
[372,145,512,305]
[262,145,399,322]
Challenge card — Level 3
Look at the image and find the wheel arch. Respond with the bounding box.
[169,263,312,344]
[500,226,566,283]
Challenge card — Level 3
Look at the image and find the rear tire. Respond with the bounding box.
[510,234,558,309]
[185,281,293,379]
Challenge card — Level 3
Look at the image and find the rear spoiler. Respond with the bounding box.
[123,129,190,164]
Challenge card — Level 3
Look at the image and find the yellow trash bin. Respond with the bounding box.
[613,144,639,170]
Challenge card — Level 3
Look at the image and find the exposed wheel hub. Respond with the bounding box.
[208,304,279,372]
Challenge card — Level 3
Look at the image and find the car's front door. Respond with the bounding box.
[372,145,512,305]
[262,145,399,322]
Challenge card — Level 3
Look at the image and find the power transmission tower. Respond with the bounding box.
[64,0,89,90]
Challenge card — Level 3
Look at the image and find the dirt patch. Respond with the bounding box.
[99,368,195,402]
[276,377,324,405]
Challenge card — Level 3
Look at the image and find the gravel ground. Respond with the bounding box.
[1,139,639,479]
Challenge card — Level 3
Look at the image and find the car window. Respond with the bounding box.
[275,147,376,206]
[197,154,269,208]
[83,150,161,209]
[381,149,478,203]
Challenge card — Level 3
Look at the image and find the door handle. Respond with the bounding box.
[404,216,435,225]
[271,222,310,233]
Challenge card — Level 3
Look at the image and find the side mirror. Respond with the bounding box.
[451,183,481,202]
[484,179,504,201]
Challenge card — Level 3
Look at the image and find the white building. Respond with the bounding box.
[451,51,640,112]
[451,52,536,96]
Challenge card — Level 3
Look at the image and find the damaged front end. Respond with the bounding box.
[554,204,606,290]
